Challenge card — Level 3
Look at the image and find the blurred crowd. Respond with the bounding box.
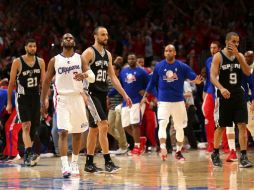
[1,0,254,76]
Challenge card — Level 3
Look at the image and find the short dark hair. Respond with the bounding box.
[25,38,36,46]
[211,41,221,48]
[226,32,239,41]
[93,26,106,35]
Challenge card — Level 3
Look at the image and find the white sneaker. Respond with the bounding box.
[109,148,128,155]
[70,162,80,177]
[62,164,71,178]
[6,154,21,163]
[30,154,40,166]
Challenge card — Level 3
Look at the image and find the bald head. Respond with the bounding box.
[244,50,254,65]
[165,44,176,51]
[164,44,176,63]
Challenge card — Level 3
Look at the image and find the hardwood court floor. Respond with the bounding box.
[0,149,254,189]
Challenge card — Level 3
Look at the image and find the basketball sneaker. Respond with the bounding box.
[239,154,253,168]
[211,152,222,167]
[159,148,167,161]
[131,146,141,155]
[109,148,128,155]
[226,149,238,162]
[5,154,21,163]
[30,154,40,166]
[175,151,186,161]
[84,163,103,173]
[140,136,147,154]
[24,152,33,166]
[70,162,80,177]
[105,160,121,173]
[62,164,71,178]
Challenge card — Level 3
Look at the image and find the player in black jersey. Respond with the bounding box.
[210,32,253,168]
[6,39,46,166]
[81,26,132,173]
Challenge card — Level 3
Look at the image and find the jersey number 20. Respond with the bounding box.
[96,69,107,82]
[27,77,38,87]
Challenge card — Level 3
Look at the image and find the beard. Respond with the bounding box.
[98,39,107,46]
[63,44,74,50]
[166,56,174,62]
[27,51,36,56]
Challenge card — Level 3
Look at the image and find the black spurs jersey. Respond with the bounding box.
[16,56,41,96]
[88,46,109,93]
[218,51,243,97]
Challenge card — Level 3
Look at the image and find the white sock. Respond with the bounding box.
[228,139,236,151]
[176,144,183,152]
[72,153,79,163]
[61,156,68,167]
[135,143,140,148]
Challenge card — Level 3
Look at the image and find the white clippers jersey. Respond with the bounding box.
[54,53,83,95]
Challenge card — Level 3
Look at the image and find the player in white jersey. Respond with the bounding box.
[41,33,95,178]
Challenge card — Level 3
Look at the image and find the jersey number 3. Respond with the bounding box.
[96,69,107,82]
[27,77,38,87]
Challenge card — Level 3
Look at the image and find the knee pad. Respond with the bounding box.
[176,128,184,143]
[158,119,168,139]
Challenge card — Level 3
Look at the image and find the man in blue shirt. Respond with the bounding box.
[142,44,203,161]
[119,53,150,155]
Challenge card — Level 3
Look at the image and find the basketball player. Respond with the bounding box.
[6,38,46,167]
[41,33,94,178]
[118,53,149,155]
[141,44,203,161]
[224,50,254,162]
[244,51,254,138]
[81,26,132,173]
[210,32,253,168]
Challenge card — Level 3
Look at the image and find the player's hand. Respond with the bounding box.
[6,103,12,114]
[227,42,238,55]
[73,72,87,81]
[192,75,204,84]
[124,95,132,108]
[220,88,230,99]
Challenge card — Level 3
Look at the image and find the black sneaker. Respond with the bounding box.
[84,163,103,173]
[239,154,253,168]
[211,152,222,167]
[24,153,33,166]
[175,151,186,161]
[105,161,121,173]
[0,155,8,161]
[30,154,40,167]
